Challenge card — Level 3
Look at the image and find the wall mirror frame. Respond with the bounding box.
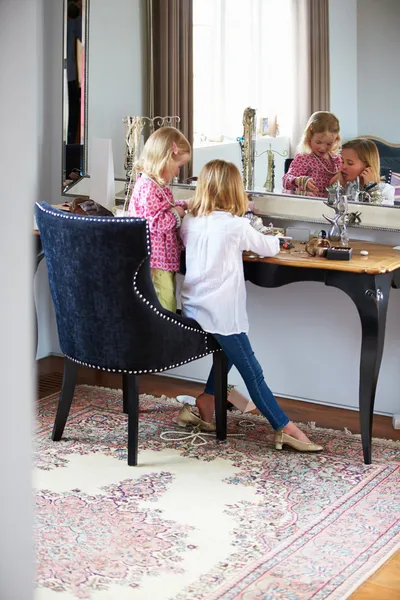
[61,0,400,233]
[62,0,90,195]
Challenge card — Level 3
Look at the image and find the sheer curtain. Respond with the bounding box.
[291,0,330,151]
[193,0,330,153]
[193,0,294,144]
[147,0,193,181]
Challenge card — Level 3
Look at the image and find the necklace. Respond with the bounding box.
[312,152,339,175]
[141,173,175,206]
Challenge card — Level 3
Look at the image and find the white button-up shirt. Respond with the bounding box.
[180,211,280,335]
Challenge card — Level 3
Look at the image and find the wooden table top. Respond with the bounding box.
[243,240,400,275]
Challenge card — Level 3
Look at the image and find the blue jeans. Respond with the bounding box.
[205,333,289,431]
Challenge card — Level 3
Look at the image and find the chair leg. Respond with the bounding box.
[52,358,78,441]
[122,374,128,414]
[124,374,139,466]
[213,350,228,441]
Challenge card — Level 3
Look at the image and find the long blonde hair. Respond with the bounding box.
[298,111,341,154]
[190,160,248,217]
[136,126,191,185]
[341,138,381,182]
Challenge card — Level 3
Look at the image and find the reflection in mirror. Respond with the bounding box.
[62,0,400,219]
[191,0,400,208]
[62,0,89,193]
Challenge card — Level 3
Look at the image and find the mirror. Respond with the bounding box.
[61,0,400,218]
[62,0,89,193]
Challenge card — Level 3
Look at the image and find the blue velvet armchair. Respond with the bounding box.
[35,202,228,465]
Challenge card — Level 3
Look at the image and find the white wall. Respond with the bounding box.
[35,0,64,359]
[357,0,400,141]
[330,0,400,142]
[329,0,358,139]
[0,1,39,597]
[87,0,146,178]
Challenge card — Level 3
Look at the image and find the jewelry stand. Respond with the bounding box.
[122,116,180,207]
[237,107,256,189]
[256,144,288,192]
[323,181,350,243]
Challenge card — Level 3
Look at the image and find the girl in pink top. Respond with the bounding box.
[282,111,342,197]
[128,127,191,312]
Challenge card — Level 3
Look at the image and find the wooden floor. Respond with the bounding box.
[37,356,400,599]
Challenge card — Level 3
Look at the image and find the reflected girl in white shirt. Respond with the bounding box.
[178,160,322,453]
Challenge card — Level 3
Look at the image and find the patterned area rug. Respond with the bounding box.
[34,385,400,600]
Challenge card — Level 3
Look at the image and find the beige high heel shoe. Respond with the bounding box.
[274,430,323,452]
[177,404,216,432]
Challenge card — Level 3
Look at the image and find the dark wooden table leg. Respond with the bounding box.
[326,271,392,464]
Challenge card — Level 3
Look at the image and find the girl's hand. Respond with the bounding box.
[306,178,319,195]
[361,167,375,185]
[329,173,342,185]
[180,201,188,210]
[174,205,185,218]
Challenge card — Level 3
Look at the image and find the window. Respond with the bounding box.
[193,0,294,145]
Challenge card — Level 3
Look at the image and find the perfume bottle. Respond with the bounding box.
[340,226,349,247]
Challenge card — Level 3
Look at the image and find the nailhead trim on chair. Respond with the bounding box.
[64,351,216,374]
[37,203,220,373]
[133,259,208,335]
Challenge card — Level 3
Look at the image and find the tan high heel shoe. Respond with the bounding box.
[177,404,216,432]
[274,430,323,452]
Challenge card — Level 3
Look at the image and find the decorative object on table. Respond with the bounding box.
[326,246,353,261]
[305,231,331,257]
[122,115,181,202]
[285,227,310,242]
[89,138,115,212]
[323,181,350,243]
[237,107,256,189]
[280,239,294,250]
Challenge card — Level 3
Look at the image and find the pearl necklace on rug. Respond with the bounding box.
[312,152,339,175]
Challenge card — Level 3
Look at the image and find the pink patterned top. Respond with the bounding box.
[127,175,186,271]
[282,153,342,197]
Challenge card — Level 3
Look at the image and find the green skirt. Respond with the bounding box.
[150,268,177,313]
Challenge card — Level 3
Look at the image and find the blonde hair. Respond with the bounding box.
[136,126,191,185]
[298,111,341,154]
[190,160,248,217]
[341,138,381,182]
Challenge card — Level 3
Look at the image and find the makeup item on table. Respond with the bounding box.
[326,246,352,260]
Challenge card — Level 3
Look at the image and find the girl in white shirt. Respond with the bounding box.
[179,160,322,453]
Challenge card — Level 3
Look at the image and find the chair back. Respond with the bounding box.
[35,203,175,370]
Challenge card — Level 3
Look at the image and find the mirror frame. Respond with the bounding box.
[62,0,90,195]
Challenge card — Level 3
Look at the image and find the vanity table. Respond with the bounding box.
[244,240,400,464]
